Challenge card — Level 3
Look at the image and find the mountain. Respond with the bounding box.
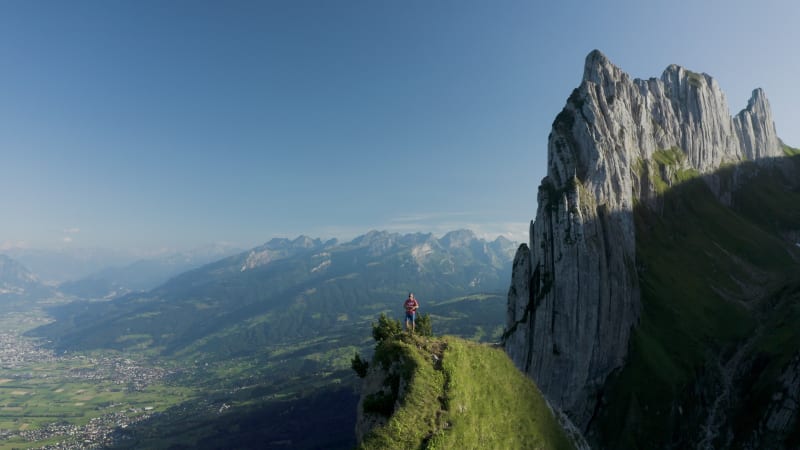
[504,50,800,448]
[58,244,243,299]
[26,230,515,448]
[0,254,57,304]
[3,247,135,284]
[32,231,516,360]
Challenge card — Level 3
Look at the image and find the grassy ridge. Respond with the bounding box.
[782,143,800,156]
[360,336,445,449]
[359,335,573,450]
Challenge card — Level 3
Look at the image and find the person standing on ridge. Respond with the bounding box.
[404,293,419,333]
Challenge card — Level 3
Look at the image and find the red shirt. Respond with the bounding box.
[404,298,419,313]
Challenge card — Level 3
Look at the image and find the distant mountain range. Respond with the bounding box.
[58,244,244,299]
[4,243,242,285]
[3,247,136,284]
[32,230,516,360]
[14,230,515,449]
[0,254,57,304]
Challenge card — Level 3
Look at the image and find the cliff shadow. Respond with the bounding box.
[589,153,800,448]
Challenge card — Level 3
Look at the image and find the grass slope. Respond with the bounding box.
[594,157,800,448]
[359,334,574,450]
[783,143,800,157]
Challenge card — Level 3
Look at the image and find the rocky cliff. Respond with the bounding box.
[504,50,785,429]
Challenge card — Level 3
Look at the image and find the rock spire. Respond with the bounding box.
[504,49,783,427]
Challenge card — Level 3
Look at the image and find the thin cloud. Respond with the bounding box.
[0,240,28,250]
[388,211,479,224]
[59,227,80,245]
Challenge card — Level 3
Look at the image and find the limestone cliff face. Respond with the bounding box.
[504,50,784,427]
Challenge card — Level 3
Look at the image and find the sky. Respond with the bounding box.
[1,0,798,252]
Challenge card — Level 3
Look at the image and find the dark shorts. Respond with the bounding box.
[405,311,416,322]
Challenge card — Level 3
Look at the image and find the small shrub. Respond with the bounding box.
[351,352,369,378]
[416,313,433,337]
[372,313,402,342]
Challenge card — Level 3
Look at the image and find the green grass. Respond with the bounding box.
[732,161,800,233]
[782,143,800,156]
[595,159,800,448]
[0,436,62,450]
[0,364,193,448]
[646,148,700,194]
[686,70,704,86]
[359,335,573,450]
[652,147,685,167]
[361,336,445,449]
[0,313,196,447]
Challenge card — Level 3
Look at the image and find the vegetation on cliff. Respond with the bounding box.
[594,156,800,448]
[356,329,574,450]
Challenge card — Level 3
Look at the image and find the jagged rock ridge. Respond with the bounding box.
[504,50,784,428]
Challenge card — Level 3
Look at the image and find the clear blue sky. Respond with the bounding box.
[2,0,798,251]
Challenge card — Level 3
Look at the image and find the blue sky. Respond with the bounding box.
[1,0,798,252]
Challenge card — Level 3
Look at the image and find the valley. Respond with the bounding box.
[0,311,193,449]
[0,294,507,449]
[5,4,799,449]
[1,231,513,448]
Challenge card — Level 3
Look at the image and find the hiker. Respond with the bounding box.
[404,292,419,332]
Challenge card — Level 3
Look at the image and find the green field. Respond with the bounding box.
[0,376,193,428]
[0,312,197,449]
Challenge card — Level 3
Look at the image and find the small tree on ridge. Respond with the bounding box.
[415,313,433,337]
[372,313,402,342]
